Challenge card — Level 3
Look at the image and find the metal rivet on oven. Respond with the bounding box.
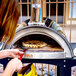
[8,58,10,61]
[64,60,66,62]
[64,65,66,68]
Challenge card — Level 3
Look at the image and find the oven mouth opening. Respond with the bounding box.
[13,34,64,52]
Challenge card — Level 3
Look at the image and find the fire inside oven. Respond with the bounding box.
[13,34,63,52]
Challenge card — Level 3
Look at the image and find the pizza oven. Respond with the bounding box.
[2,26,73,59]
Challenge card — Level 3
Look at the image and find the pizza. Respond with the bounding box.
[22,40,47,48]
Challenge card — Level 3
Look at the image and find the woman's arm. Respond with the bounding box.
[1,58,22,76]
[1,64,15,76]
[0,49,23,59]
[0,50,10,59]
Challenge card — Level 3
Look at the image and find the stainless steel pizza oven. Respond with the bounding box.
[3,26,73,59]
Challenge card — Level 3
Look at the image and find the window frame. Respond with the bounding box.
[68,0,76,20]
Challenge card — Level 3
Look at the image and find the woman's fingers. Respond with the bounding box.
[11,53,20,58]
[9,49,24,58]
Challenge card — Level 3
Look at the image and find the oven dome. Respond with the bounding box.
[3,26,73,59]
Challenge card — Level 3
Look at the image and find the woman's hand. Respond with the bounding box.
[7,58,23,72]
[0,49,24,59]
[1,58,23,76]
[8,49,24,58]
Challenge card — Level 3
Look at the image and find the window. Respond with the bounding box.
[69,0,76,19]
[18,0,31,24]
[58,3,64,16]
[46,0,64,16]
[46,0,64,23]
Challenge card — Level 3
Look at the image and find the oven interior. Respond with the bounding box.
[12,34,64,52]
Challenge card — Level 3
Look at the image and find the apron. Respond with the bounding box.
[17,64,37,76]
